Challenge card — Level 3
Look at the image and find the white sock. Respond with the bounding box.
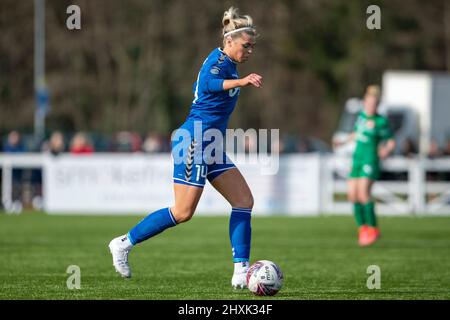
[234,261,250,274]
[117,234,133,250]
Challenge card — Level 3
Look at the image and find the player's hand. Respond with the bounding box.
[332,139,342,148]
[378,147,390,159]
[240,73,263,88]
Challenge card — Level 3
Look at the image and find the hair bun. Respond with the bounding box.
[223,17,231,27]
[222,7,239,28]
[222,6,256,38]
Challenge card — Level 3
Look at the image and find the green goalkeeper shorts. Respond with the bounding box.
[349,161,380,180]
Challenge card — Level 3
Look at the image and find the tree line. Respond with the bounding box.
[1,0,449,143]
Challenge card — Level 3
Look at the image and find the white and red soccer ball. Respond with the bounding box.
[246,260,284,296]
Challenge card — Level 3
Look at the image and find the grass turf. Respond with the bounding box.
[0,212,450,300]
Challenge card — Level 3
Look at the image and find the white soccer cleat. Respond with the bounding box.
[108,236,132,278]
[231,272,248,289]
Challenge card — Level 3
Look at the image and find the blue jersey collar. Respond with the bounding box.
[218,47,237,65]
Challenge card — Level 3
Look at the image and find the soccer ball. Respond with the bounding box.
[246,260,284,296]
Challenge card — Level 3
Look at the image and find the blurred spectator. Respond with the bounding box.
[270,137,285,154]
[400,137,418,158]
[426,139,444,181]
[130,132,143,152]
[427,139,443,159]
[244,134,258,153]
[70,132,94,154]
[142,132,165,153]
[3,130,25,153]
[443,138,450,156]
[2,131,26,212]
[281,134,298,153]
[443,139,450,182]
[296,136,313,153]
[114,131,132,152]
[113,131,142,152]
[41,131,66,156]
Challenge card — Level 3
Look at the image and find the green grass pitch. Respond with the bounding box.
[1,212,450,300]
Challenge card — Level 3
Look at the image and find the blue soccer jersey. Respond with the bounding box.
[172,48,240,187]
[186,47,240,133]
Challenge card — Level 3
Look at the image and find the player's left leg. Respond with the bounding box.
[109,184,203,278]
[209,167,254,289]
[108,206,179,278]
[109,134,206,278]
[357,177,380,245]
[349,178,368,245]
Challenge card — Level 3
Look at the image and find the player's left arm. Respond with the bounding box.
[204,60,262,93]
[223,73,263,90]
[378,138,396,160]
[378,118,396,159]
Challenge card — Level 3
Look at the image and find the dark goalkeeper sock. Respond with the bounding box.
[363,201,377,227]
[353,202,365,227]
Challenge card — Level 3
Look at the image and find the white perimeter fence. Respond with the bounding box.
[1,153,450,215]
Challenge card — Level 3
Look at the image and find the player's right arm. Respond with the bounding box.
[346,132,356,143]
[333,132,356,148]
[334,113,360,148]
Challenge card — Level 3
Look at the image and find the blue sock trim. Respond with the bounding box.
[128,207,177,245]
[231,208,252,215]
[233,258,250,263]
[232,210,252,214]
[168,207,177,226]
[232,207,252,212]
[127,231,136,246]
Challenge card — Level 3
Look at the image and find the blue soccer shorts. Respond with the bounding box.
[171,136,236,188]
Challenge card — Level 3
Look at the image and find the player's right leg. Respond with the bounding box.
[348,163,367,245]
[357,177,379,246]
[348,178,364,225]
[209,167,254,289]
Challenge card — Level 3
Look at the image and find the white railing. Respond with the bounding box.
[321,155,450,215]
[1,154,44,213]
[1,153,450,215]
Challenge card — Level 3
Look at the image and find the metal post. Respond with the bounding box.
[409,156,426,215]
[34,0,46,142]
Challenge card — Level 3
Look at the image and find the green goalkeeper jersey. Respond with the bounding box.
[353,111,393,163]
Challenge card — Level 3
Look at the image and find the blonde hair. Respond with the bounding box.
[365,85,381,99]
[222,7,257,39]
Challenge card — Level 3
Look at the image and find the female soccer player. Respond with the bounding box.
[342,85,396,246]
[109,7,262,289]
